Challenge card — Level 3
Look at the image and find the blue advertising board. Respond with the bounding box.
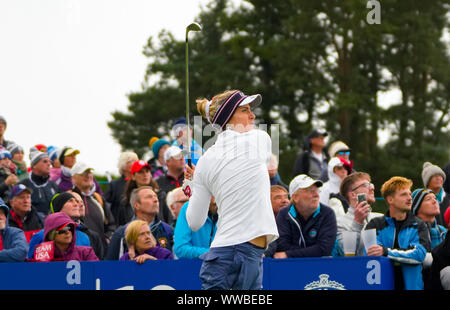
[0,256,394,290]
[263,256,394,290]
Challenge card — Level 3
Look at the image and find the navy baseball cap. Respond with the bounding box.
[9,184,33,200]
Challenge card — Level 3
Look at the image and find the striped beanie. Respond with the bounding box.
[6,143,23,157]
[411,188,434,215]
[30,150,49,167]
[209,90,262,130]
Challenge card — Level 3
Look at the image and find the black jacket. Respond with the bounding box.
[19,173,60,215]
[104,175,127,221]
[77,221,105,260]
[156,173,183,225]
[7,206,44,242]
[431,231,450,290]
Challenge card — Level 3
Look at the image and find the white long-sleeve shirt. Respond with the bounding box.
[186,129,279,248]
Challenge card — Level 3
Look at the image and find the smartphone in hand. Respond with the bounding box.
[357,193,367,204]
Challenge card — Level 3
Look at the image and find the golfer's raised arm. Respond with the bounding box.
[186,175,211,232]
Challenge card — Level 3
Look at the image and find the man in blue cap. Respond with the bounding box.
[7,184,44,243]
[292,128,329,181]
[0,197,28,262]
[171,117,204,166]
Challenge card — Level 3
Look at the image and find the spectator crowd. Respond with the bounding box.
[1,114,450,290]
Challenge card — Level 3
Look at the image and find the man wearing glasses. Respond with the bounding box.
[166,187,189,227]
[336,172,383,256]
[273,174,337,258]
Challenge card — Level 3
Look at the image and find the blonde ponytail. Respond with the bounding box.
[196,98,209,119]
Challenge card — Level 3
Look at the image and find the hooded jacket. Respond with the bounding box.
[319,157,350,206]
[0,203,28,262]
[365,211,430,290]
[35,212,98,262]
[27,221,91,260]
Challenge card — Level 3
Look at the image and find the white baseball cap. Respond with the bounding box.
[164,146,183,162]
[70,161,94,176]
[289,174,323,196]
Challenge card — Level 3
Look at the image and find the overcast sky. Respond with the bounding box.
[0,0,212,176]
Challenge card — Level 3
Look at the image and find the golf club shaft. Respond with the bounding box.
[185,35,192,167]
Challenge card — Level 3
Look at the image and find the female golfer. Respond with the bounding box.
[186,90,278,290]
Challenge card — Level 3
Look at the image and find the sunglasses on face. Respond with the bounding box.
[56,226,71,235]
[337,151,350,156]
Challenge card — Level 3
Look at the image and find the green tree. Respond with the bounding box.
[108,0,450,187]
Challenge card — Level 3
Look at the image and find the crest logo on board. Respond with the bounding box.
[304,274,346,290]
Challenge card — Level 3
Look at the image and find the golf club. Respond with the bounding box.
[185,22,202,167]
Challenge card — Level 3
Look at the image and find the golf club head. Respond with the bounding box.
[186,22,202,33]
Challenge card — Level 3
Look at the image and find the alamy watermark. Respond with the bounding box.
[366,0,381,24]
[174,115,280,161]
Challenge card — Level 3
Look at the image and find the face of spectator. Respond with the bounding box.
[350,178,375,205]
[132,167,151,187]
[170,191,189,219]
[271,189,290,216]
[70,192,85,217]
[0,157,11,169]
[33,157,52,176]
[0,209,6,230]
[0,121,5,137]
[428,174,444,192]
[63,154,77,169]
[387,187,412,213]
[418,193,440,217]
[227,104,255,133]
[54,225,73,247]
[292,185,320,214]
[135,224,155,253]
[310,135,325,149]
[135,188,159,217]
[72,170,94,192]
[10,191,32,216]
[157,144,170,163]
[166,153,185,172]
[61,197,81,219]
[12,151,24,162]
[177,127,193,146]
[333,166,348,180]
[268,168,278,179]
